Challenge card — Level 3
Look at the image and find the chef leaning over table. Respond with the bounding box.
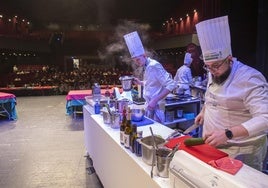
[194,15,268,171]
[123,31,176,123]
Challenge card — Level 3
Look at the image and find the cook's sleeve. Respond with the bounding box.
[153,63,177,91]
[241,73,268,136]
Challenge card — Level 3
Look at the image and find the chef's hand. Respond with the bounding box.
[194,112,204,125]
[147,98,158,111]
[133,77,142,85]
[204,130,228,147]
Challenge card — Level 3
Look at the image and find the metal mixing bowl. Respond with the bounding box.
[131,108,145,121]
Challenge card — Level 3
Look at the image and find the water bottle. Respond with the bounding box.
[94,99,101,114]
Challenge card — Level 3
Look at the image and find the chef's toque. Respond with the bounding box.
[196,16,232,63]
[184,52,193,65]
[124,31,145,58]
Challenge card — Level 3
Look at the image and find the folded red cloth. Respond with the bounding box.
[208,157,243,175]
[165,135,228,163]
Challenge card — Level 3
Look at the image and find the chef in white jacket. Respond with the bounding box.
[174,52,193,95]
[195,16,268,171]
[124,31,176,123]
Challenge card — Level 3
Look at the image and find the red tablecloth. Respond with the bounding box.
[0,92,16,100]
[66,90,92,101]
[66,89,116,101]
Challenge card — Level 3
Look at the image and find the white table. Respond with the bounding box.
[83,104,268,188]
[83,104,174,188]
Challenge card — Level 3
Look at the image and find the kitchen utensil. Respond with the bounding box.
[166,130,181,141]
[183,123,200,134]
[167,143,180,158]
[149,127,158,150]
[151,148,155,178]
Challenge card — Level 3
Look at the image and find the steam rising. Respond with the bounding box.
[100,20,152,63]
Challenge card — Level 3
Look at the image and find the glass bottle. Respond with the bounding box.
[124,107,132,149]
[130,124,137,153]
[120,106,127,145]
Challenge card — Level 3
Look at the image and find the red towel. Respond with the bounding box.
[208,157,243,175]
[165,135,228,163]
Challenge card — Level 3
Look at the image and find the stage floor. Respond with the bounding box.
[0,95,103,188]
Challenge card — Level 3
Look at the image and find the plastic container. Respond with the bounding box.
[183,112,195,120]
[165,110,174,122]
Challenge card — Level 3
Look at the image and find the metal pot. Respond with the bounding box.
[119,75,133,91]
[102,111,120,129]
[115,99,129,113]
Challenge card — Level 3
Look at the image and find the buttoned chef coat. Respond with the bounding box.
[203,59,268,143]
[174,64,193,95]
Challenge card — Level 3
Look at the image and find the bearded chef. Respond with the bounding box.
[194,16,268,171]
[123,31,176,123]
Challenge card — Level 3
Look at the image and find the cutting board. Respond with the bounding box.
[165,135,228,163]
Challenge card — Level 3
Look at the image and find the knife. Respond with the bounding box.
[183,123,200,134]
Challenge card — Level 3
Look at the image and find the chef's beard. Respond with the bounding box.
[212,66,231,85]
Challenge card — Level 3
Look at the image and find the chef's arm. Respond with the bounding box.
[133,77,144,86]
[229,125,249,138]
[204,125,249,147]
[147,88,170,110]
[195,105,205,125]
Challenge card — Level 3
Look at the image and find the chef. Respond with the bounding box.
[194,16,268,171]
[174,52,193,96]
[123,31,176,123]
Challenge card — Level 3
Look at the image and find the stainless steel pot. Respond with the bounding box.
[115,99,129,113]
[119,75,133,91]
[139,136,166,165]
[102,111,120,129]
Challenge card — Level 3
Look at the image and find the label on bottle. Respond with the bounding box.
[124,133,130,149]
[120,131,124,145]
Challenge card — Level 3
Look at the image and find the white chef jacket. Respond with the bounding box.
[203,58,268,170]
[174,65,193,95]
[143,57,176,122]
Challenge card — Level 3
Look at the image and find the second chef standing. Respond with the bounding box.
[123,31,176,123]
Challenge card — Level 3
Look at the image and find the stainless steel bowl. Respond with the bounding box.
[131,108,145,122]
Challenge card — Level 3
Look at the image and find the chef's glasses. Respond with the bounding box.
[203,57,228,72]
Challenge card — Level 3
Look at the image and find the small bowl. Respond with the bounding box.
[131,108,145,122]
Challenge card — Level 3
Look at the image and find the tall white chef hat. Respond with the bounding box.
[196,16,232,63]
[123,31,145,58]
[184,52,193,65]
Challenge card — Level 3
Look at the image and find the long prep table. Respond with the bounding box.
[83,104,268,188]
[83,104,173,188]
